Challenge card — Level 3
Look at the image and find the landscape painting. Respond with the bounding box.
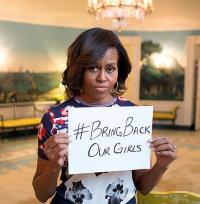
[0,21,83,103]
[0,71,63,103]
[140,32,185,101]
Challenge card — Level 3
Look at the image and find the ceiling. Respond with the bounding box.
[0,0,199,31]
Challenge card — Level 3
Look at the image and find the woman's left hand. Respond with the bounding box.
[151,136,178,169]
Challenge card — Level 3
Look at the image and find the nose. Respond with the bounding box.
[97,69,107,82]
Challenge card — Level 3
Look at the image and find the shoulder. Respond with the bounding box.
[115,96,137,106]
[44,97,77,118]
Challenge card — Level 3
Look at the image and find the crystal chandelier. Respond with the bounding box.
[88,0,154,30]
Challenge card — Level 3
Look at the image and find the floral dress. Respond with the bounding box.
[38,97,137,204]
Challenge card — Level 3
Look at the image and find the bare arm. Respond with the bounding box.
[132,137,177,194]
[32,133,70,202]
[32,157,61,202]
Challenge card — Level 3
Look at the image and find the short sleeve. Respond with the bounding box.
[37,111,56,160]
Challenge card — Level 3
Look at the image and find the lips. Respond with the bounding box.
[94,86,107,89]
[94,86,108,91]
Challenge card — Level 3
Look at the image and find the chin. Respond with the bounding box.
[93,90,109,95]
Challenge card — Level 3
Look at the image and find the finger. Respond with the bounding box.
[44,141,68,157]
[54,133,71,139]
[55,148,68,159]
[53,143,68,155]
[151,136,169,142]
[45,133,70,146]
[54,134,71,144]
[151,137,171,148]
[148,137,166,145]
[53,137,71,145]
[61,148,68,158]
[57,157,65,167]
[44,141,58,154]
[156,150,178,160]
[45,136,70,150]
[154,136,175,144]
[54,149,68,165]
[154,143,176,152]
[47,147,68,163]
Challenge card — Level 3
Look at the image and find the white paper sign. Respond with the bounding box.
[68,106,153,174]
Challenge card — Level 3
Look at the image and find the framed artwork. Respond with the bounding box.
[0,71,64,103]
[140,34,185,101]
[0,21,81,103]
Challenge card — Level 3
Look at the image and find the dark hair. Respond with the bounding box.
[62,27,132,97]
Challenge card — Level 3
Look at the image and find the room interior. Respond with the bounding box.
[0,0,200,203]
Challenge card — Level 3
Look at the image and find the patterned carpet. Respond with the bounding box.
[0,137,41,204]
[0,129,200,204]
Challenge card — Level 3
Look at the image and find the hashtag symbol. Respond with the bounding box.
[73,123,90,140]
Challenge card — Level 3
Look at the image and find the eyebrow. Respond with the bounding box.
[95,62,118,66]
[105,62,118,65]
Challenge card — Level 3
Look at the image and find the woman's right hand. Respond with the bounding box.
[44,133,70,167]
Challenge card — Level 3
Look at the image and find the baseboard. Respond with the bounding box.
[153,124,194,130]
[0,128,37,140]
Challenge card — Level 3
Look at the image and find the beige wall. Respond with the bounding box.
[119,36,141,105]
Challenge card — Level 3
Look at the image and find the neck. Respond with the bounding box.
[78,94,114,105]
[76,94,116,107]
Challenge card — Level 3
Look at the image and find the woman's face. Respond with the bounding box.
[81,47,118,102]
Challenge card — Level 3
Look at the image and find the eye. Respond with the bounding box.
[106,66,116,73]
[88,66,98,72]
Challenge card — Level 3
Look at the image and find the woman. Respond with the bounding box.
[32,27,177,204]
